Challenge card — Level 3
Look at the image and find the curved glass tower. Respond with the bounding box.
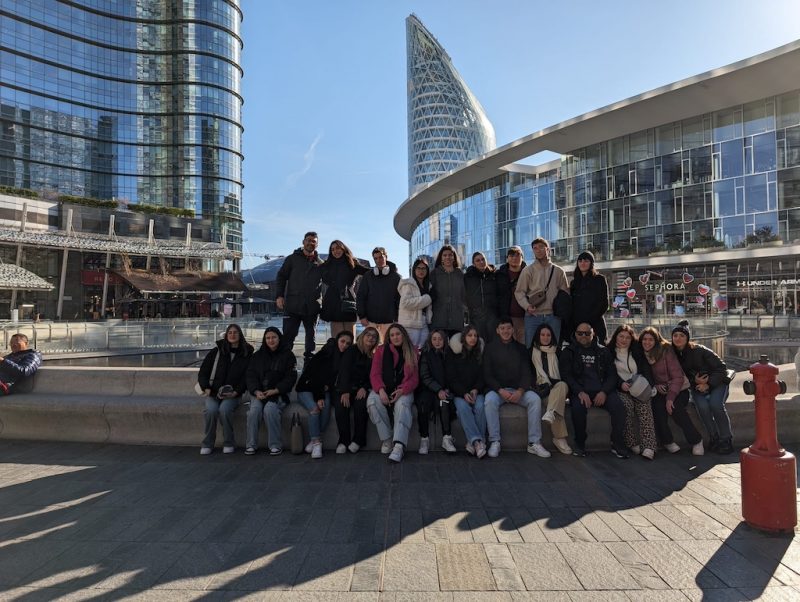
[0,0,244,251]
[406,14,496,195]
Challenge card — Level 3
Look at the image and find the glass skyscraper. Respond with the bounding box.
[0,0,244,251]
[406,14,495,195]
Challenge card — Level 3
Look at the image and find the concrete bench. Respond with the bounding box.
[1,366,798,453]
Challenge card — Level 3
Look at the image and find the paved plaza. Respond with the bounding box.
[0,441,798,601]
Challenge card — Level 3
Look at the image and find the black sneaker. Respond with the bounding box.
[611,447,630,459]
[716,439,734,455]
[572,447,589,457]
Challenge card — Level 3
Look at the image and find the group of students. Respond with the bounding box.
[196,233,733,461]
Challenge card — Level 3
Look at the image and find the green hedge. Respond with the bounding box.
[128,204,195,218]
[0,185,39,199]
[58,195,118,209]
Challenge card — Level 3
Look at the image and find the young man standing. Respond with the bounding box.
[356,247,401,341]
[483,318,551,459]
[275,232,324,358]
[496,245,527,344]
[514,238,569,348]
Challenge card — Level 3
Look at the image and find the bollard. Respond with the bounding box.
[740,355,797,532]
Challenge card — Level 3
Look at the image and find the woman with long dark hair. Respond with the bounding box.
[320,239,368,337]
[245,327,298,455]
[529,323,572,455]
[366,322,420,463]
[464,251,500,342]
[609,324,658,459]
[446,324,487,458]
[416,329,456,454]
[295,330,354,458]
[335,326,380,453]
[429,244,465,337]
[398,257,433,348]
[568,251,609,344]
[197,323,253,455]
[639,326,704,456]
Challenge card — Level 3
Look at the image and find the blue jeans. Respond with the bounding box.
[202,396,240,447]
[246,398,286,450]
[524,314,562,348]
[690,384,733,441]
[484,388,542,444]
[454,394,486,444]
[296,391,332,440]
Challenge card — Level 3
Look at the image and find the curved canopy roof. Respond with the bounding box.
[394,39,800,240]
[0,264,55,291]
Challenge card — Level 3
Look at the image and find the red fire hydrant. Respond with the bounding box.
[740,355,797,532]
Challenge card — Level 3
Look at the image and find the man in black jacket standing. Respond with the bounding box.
[275,232,324,358]
[356,247,400,342]
[560,322,628,458]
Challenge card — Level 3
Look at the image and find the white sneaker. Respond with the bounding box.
[441,435,457,453]
[348,442,360,454]
[630,445,641,455]
[380,439,393,454]
[527,442,551,458]
[641,448,655,460]
[664,442,681,454]
[465,441,476,456]
[222,446,234,454]
[311,442,322,459]
[488,441,501,458]
[200,447,212,455]
[418,437,429,455]
[336,443,347,454]
[475,440,487,459]
[245,447,256,456]
[553,438,573,455]
[304,441,313,454]
[541,409,556,423]
[388,443,404,463]
[692,441,705,456]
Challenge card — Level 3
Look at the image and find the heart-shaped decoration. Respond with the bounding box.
[620,308,630,318]
[614,296,625,307]
[639,273,650,285]
[626,289,636,300]
[612,301,620,308]
[621,277,632,289]
[682,272,694,284]
[714,296,728,310]
[696,296,705,305]
[697,284,710,296]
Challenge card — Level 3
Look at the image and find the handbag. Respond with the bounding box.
[195,349,220,396]
[533,381,552,399]
[340,286,357,314]
[627,373,654,402]
[290,412,305,454]
[528,266,554,308]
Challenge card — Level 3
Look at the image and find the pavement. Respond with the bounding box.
[0,441,798,601]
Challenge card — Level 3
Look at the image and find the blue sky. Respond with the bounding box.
[239,0,800,274]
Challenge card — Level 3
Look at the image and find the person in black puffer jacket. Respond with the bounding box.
[335,326,380,453]
[197,323,254,455]
[464,252,500,343]
[320,239,368,338]
[415,329,456,454]
[496,246,527,344]
[568,250,609,345]
[0,333,42,396]
[245,327,298,455]
[446,324,487,458]
[295,331,354,458]
[356,247,401,341]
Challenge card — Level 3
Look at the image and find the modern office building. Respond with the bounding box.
[396,36,800,317]
[0,0,244,252]
[406,14,495,195]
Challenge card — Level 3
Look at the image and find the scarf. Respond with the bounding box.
[531,344,560,385]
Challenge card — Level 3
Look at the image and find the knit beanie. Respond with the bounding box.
[577,250,595,264]
[672,320,691,340]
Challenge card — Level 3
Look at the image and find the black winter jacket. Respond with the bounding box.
[275,248,324,317]
[464,265,500,320]
[560,337,616,396]
[197,339,254,397]
[482,337,533,391]
[320,256,368,322]
[336,345,373,394]
[673,343,729,389]
[245,345,297,402]
[496,261,527,320]
[0,349,43,393]
[445,349,484,397]
[418,347,447,394]
[569,273,609,338]
[356,262,401,323]
[296,338,346,399]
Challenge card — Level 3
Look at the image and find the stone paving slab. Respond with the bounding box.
[0,440,798,600]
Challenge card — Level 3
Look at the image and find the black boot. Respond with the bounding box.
[709,435,720,452]
[716,438,734,455]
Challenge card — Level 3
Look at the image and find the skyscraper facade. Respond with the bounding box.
[406,14,495,195]
[0,0,244,251]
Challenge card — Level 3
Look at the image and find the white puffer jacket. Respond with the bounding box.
[397,278,433,329]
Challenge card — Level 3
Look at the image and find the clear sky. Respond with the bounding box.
[239,0,800,275]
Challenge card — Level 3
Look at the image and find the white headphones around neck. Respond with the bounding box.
[373,265,390,276]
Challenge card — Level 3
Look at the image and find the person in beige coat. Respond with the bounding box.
[515,237,569,347]
[398,258,433,348]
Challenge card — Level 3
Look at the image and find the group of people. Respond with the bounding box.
[198,234,735,461]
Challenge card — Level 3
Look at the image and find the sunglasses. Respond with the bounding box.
[575,330,592,336]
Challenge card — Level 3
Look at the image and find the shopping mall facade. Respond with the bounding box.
[396,35,800,318]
